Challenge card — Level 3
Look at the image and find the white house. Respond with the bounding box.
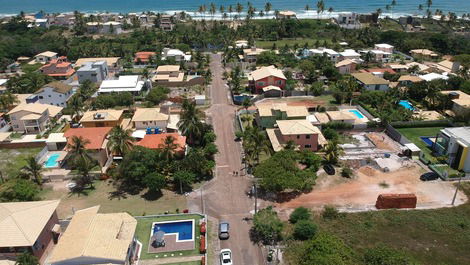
[162,48,191,62]
[35,51,58,64]
[308,48,340,62]
[374,43,394,53]
[98,75,145,95]
[339,49,361,61]
[35,82,74,107]
[419,73,449,82]
[132,107,169,130]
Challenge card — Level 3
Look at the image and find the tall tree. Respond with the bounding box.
[66,136,92,165]
[107,125,135,157]
[177,99,203,145]
[159,135,179,161]
[0,92,19,111]
[21,157,43,186]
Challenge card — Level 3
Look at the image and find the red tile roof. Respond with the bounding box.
[64,127,112,150]
[136,133,186,152]
[134,52,156,62]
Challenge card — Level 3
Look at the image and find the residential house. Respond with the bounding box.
[336,12,361,29]
[249,66,287,93]
[77,61,108,84]
[433,127,470,172]
[362,68,396,78]
[256,103,308,128]
[406,62,430,72]
[308,48,340,62]
[325,111,356,125]
[86,22,122,34]
[430,60,461,74]
[351,73,390,91]
[440,90,470,116]
[63,127,112,167]
[160,15,174,31]
[39,57,75,79]
[335,59,357,75]
[34,18,49,28]
[7,103,62,133]
[98,75,145,95]
[266,119,326,152]
[35,51,58,64]
[374,43,394,53]
[410,49,439,60]
[34,82,74,107]
[241,47,267,63]
[235,40,249,48]
[132,107,169,130]
[79,109,124,128]
[418,72,449,82]
[0,79,7,94]
[339,49,361,61]
[387,64,409,73]
[134,51,156,65]
[161,48,191,62]
[75,57,120,72]
[0,200,60,265]
[398,75,424,86]
[262,85,282,97]
[153,65,184,84]
[276,11,297,19]
[136,133,187,155]
[47,206,138,265]
[368,49,392,63]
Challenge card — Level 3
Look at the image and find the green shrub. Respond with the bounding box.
[364,245,419,265]
[322,205,341,220]
[293,220,318,241]
[341,167,353,178]
[289,207,312,224]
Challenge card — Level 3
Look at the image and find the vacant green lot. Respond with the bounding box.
[396,126,444,162]
[317,182,470,265]
[0,147,42,178]
[135,214,202,260]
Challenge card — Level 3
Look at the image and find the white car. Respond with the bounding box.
[220,249,232,265]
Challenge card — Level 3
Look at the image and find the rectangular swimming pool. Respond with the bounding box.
[420,136,436,147]
[399,100,415,111]
[152,220,194,241]
[349,109,365,119]
[44,153,60,168]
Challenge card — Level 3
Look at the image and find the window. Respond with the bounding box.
[305,135,311,139]
[39,96,44,99]
[48,95,51,97]
[14,125,19,128]
[276,80,282,85]
[375,85,380,90]
[304,144,312,148]
[257,82,265,86]
[296,135,300,139]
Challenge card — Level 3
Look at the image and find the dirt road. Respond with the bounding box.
[188,54,264,265]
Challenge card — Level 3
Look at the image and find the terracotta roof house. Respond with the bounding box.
[134,51,156,65]
[132,107,169,130]
[7,103,62,134]
[249,66,287,93]
[0,200,60,265]
[39,57,75,78]
[34,82,74,107]
[351,72,390,91]
[64,127,112,167]
[267,119,326,152]
[79,109,124,128]
[153,65,185,83]
[47,206,138,265]
[136,132,187,155]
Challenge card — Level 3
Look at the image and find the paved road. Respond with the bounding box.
[188,54,264,265]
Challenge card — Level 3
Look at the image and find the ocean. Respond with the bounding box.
[0,0,468,18]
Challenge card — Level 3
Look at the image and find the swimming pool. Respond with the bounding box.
[152,220,194,241]
[420,136,436,147]
[348,109,365,119]
[399,100,415,111]
[44,153,60,168]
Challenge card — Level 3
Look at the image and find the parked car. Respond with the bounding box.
[323,164,335,175]
[420,172,439,181]
[220,249,233,265]
[219,222,230,240]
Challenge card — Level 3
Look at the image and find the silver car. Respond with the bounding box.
[219,222,230,240]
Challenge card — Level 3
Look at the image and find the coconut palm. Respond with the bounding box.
[107,125,135,157]
[21,156,43,185]
[209,3,216,19]
[236,3,243,19]
[243,126,271,165]
[74,156,95,188]
[316,0,325,15]
[228,5,233,20]
[178,99,203,145]
[242,97,252,112]
[305,5,310,12]
[159,135,179,161]
[322,141,343,165]
[265,2,272,14]
[66,136,92,165]
[68,95,83,123]
[328,7,334,17]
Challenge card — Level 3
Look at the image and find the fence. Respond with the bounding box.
[385,124,411,145]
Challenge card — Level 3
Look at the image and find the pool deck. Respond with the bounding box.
[148,234,195,253]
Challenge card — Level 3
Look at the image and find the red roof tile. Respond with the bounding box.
[136,133,186,152]
[134,52,156,62]
[64,127,112,150]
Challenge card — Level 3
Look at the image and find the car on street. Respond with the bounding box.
[220,249,233,265]
[219,222,230,240]
[420,172,439,181]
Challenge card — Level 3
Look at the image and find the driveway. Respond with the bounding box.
[187,53,265,265]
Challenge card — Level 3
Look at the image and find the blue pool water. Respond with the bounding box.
[399,100,415,111]
[44,153,60,168]
[153,220,193,241]
[349,109,365,119]
[420,136,435,147]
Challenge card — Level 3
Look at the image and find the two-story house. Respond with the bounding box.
[34,51,58,64]
[7,103,63,134]
[64,127,112,167]
[134,51,156,65]
[267,119,326,152]
[256,103,308,129]
[35,82,74,107]
[351,73,390,91]
[132,107,169,130]
[249,66,287,94]
[39,57,75,79]
[79,109,124,128]
[98,75,145,95]
[242,47,267,63]
[153,65,184,84]
[433,127,470,172]
[76,61,108,84]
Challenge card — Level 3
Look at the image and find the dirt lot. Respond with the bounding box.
[276,164,468,217]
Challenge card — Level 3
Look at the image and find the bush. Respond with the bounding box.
[322,127,339,141]
[253,206,283,244]
[341,167,353,178]
[293,220,318,241]
[289,207,312,224]
[0,179,40,202]
[364,246,419,265]
[322,205,341,220]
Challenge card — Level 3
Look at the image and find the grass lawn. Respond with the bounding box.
[256,38,331,49]
[41,180,187,219]
[0,147,42,178]
[313,94,340,106]
[135,214,202,260]
[316,182,470,265]
[379,18,404,31]
[396,126,444,163]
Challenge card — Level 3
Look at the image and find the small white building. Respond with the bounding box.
[374,43,394,53]
[35,51,58,64]
[35,82,74,107]
[339,49,361,60]
[419,73,449,82]
[194,95,206,105]
[308,48,340,62]
[98,75,145,95]
[162,48,191,62]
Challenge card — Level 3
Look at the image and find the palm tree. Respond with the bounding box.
[305,5,310,12]
[390,0,397,17]
[242,97,252,112]
[316,0,325,16]
[0,92,19,111]
[159,135,179,161]
[376,8,383,17]
[177,99,203,145]
[107,125,135,157]
[74,156,95,188]
[236,3,243,20]
[328,7,334,17]
[322,141,343,165]
[228,5,233,20]
[198,5,206,19]
[209,3,216,19]
[264,2,272,14]
[219,5,225,16]
[66,136,92,165]
[15,251,39,265]
[68,96,83,123]
[21,156,43,185]
[243,126,270,165]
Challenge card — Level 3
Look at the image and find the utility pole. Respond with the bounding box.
[451,173,463,205]
[253,182,258,214]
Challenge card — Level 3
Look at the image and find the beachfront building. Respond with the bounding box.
[351,73,390,91]
[35,51,58,64]
[256,103,308,129]
[63,127,112,167]
[267,119,326,152]
[7,103,62,134]
[79,109,124,128]
[34,82,74,107]
[410,49,439,60]
[132,107,169,130]
[159,15,175,31]
[249,66,287,94]
[47,206,138,265]
[241,47,267,63]
[39,56,75,79]
[433,127,470,172]
[0,200,60,265]
[77,61,108,84]
[161,48,191,62]
[276,11,297,19]
[98,75,145,95]
[86,21,122,34]
[335,59,357,75]
[336,12,361,29]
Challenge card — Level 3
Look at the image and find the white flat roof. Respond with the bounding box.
[419,73,449,82]
[99,76,144,93]
[340,49,360,57]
